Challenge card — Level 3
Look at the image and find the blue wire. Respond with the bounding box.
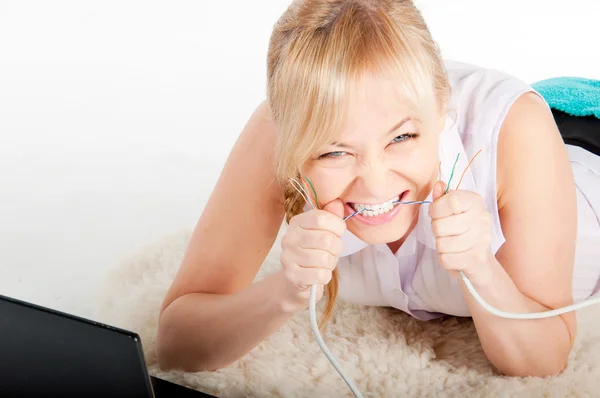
[343,200,431,221]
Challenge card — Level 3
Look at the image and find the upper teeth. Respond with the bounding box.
[351,195,400,214]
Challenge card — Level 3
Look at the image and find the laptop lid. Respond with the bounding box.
[0,294,155,398]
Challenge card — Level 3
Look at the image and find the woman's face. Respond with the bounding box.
[300,78,445,246]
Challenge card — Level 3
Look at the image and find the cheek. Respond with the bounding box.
[388,145,438,178]
[301,165,354,205]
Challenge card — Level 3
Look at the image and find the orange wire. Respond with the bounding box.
[456,149,482,190]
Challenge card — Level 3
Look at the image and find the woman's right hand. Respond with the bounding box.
[278,199,347,313]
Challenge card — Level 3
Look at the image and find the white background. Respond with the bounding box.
[1,0,599,321]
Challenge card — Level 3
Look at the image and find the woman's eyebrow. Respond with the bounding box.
[329,116,411,149]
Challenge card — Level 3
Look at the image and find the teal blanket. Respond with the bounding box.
[532,76,600,119]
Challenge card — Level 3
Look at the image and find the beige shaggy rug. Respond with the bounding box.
[98,226,600,397]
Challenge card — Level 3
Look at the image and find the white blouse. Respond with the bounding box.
[334,61,600,320]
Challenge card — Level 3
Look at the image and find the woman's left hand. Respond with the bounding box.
[429,180,496,288]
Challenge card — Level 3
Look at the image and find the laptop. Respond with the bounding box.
[0,293,217,398]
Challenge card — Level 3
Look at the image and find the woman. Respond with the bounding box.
[155,0,600,378]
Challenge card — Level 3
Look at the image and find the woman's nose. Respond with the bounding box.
[357,162,390,201]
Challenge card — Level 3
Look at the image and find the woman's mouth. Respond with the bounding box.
[345,191,409,225]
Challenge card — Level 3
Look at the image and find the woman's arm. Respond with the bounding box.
[463,92,577,377]
[155,100,291,372]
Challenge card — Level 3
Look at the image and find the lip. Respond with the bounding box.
[345,190,409,226]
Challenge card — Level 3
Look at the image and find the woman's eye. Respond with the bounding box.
[319,151,347,159]
[391,133,417,143]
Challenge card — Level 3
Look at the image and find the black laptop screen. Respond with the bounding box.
[0,295,154,398]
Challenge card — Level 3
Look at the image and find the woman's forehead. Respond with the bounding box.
[338,86,414,138]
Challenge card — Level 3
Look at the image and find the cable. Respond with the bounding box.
[289,168,600,398]
[288,177,364,396]
[309,285,364,398]
[458,270,600,319]
[445,155,600,318]
[294,176,447,397]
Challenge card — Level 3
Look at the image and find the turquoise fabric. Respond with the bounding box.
[532,76,600,119]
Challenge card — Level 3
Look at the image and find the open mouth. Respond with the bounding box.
[347,190,408,218]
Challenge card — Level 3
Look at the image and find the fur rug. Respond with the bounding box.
[97,227,600,397]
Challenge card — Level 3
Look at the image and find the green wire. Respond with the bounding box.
[445,153,460,194]
[304,176,319,209]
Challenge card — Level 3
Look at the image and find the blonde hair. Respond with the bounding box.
[266,0,450,328]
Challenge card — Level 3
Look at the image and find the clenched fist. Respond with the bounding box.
[277,199,346,313]
[429,181,496,288]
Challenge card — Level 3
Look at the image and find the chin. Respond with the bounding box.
[347,217,412,245]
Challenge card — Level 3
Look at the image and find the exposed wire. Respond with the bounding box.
[444,153,460,193]
[343,208,364,221]
[456,149,483,190]
[289,177,316,210]
[304,176,319,209]
[393,200,432,205]
[343,200,431,221]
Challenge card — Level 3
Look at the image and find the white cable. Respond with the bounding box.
[309,284,364,398]
[288,178,363,396]
[458,270,600,319]
[289,177,599,394]
[292,178,600,396]
[309,271,600,398]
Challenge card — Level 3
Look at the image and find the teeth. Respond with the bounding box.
[351,195,400,217]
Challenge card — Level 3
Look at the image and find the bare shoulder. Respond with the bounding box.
[159,99,285,313]
[496,91,569,206]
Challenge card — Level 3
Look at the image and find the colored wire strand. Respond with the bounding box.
[289,178,315,209]
[304,176,319,208]
[456,149,482,190]
[444,153,460,193]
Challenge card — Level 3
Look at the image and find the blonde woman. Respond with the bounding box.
[155,0,600,378]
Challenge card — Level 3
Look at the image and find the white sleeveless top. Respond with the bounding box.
[335,60,600,320]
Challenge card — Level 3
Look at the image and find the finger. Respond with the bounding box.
[429,190,480,219]
[437,251,470,271]
[438,250,491,271]
[285,247,339,270]
[288,267,333,290]
[297,284,325,301]
[322,198,345,219]
[297,229,343,256]
[431,210,474,238]
[435,227,478,254]
[432,180,446,201]
[298,210,347,237]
